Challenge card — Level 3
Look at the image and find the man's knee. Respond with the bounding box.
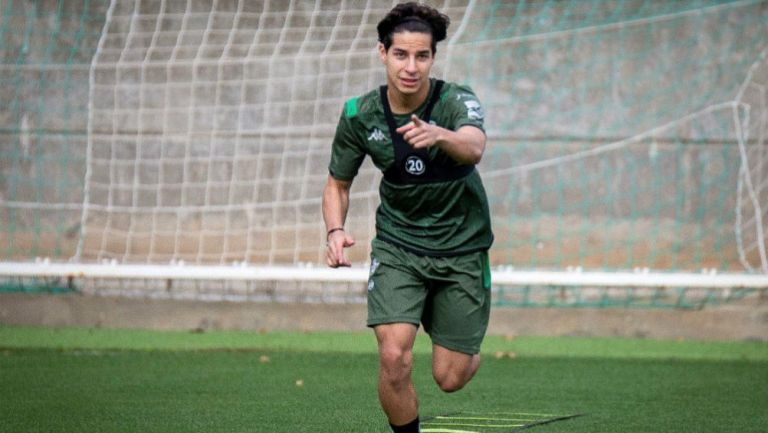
[379,345,414,384]
[432,353,481,393]
[433,371,466,393]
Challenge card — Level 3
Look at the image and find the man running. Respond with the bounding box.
[322,3,493,432]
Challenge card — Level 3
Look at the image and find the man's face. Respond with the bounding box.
[379,31,434,99]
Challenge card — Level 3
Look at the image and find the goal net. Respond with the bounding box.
[1,0,767,304]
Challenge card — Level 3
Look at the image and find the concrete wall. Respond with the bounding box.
[1,293,766,341]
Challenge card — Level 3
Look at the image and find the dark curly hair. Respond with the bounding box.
[377,2,450,54]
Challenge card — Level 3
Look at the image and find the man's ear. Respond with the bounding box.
[378,42,387,63]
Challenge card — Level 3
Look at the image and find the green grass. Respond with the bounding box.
[1,325,767,433]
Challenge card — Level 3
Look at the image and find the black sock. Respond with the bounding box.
[390,416,419,433]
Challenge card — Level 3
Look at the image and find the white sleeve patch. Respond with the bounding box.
[464,100,485,120]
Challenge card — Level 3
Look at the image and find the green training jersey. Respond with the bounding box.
[329,78,493,256]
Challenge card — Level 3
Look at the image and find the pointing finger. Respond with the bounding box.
[411,114,423,126]
[396,122,415,134]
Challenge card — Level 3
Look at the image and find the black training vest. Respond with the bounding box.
[380,80,475,185]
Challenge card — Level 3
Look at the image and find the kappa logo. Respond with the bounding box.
[368,128,386,142]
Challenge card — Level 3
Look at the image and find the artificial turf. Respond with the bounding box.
[1,326,766,433]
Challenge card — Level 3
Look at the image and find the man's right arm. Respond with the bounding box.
[322,175,356,268]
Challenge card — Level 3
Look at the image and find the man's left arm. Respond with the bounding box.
[396,115,486,165]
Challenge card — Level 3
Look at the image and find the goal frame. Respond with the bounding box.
[2,261,766,290]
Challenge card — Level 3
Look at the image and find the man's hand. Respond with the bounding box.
[396,115,486,164]
[396,114,441,149]
[326,229,355,268]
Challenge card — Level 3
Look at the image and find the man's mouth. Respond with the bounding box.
[400,77,419,87]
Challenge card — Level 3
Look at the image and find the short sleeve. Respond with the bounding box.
[444,84,485,133]
[328,105,366,181]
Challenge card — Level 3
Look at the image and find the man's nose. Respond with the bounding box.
[405,56,418,73]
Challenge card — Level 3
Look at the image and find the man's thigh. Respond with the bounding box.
[422,250,491,355]
[367,238,427,327]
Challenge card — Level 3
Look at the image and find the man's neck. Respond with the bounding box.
[387,81,430,114]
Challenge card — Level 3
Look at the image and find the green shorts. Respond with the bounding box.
[367,238,492,355]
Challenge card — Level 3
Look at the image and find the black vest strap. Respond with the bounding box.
[381,80,475,185]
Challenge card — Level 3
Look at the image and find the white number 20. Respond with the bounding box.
[405,156,425,175]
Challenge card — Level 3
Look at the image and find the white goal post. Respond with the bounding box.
[2,262,767,290]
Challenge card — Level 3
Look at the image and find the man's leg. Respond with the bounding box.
[432,344,481,393]
[424,250,490,393]
[374,323,420,428]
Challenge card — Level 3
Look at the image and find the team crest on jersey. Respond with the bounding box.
[464,100,484,120]
[368,128,386,141]
[405,155,426,175]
